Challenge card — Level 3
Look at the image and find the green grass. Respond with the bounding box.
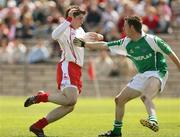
[0,96,180,137]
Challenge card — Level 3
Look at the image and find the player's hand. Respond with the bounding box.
[87,32,104,41]
[73,37,85,47]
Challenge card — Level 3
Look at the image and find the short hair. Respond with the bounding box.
[125,16,142,33]
[65,5,86,18]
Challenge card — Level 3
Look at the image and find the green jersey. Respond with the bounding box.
[107,33,172,77]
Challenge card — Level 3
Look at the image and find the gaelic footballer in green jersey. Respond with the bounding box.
[73,16,180,137]
[107,32,171,87]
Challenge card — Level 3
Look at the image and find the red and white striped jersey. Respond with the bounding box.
[52,20,85,67]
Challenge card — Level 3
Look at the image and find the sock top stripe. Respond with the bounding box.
[114,124,122,127]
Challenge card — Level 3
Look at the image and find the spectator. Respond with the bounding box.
[4,16,18,40]
[18,12,35,38]
[0,0,178,66]
[143,6,159,33]
[46,1,63,34]
[0,19,9,39]
[171,0,180,27]
[156,0,172,33]
[6,38,27,64]
[117,2,135,34]
[93,50,114,78]
[84,0,103,31]
[104,21,120,41]
[56,0,70,16]
[50,38,62,58]
[32,1,47,25]
[0,36,10,64]
[6,0,21,20]
[115,56,135,78]
[0,0,6,7]
[27,38,49,64]
[132,0,146,16]
[102,1,119,25]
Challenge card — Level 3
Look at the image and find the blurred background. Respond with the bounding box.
[0,0,180,97]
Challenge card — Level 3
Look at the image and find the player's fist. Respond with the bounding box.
[83,32,104,42]
[73,38,85,47]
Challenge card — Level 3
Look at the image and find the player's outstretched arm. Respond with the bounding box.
[85,41,108,50]
[73,37,109,50]
[168,51,180,71]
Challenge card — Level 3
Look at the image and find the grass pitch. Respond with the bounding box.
[0,96,180,137]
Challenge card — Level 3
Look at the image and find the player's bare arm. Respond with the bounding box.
[73,37,109,50]
[85,41,108,50]
[168,51,180,71]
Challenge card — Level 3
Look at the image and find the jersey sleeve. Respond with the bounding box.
[107,39,124,47]
[107,38,130,56]
[75,27,86,39]
[51,20,71,40]
[154,36,172,55]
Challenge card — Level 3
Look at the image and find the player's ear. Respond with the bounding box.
[131,25,136,31]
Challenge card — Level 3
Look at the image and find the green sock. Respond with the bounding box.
[112,120,122,135]
[149,115,158,123]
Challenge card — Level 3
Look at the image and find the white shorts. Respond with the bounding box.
[127,71,168,93]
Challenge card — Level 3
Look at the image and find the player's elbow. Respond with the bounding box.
[67,105,75,113]
[51,31,57,40]
[68,98,77,106]
[140,95,150,102]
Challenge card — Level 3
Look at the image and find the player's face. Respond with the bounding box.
[73,14,85,28]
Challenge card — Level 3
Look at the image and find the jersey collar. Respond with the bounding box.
[141,31,146,37]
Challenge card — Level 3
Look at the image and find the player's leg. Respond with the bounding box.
[48,61,81,106]
[29,87,78,137]
[26,61,82,137]
[30,105,75,135]
[48,87,78,106]
[99,86,141,137]
[45,105,74,123]
[115,86,141,121]
[45,87,78,123]
[24,87,78,107]
[24,61,81,107]
[140,77,160,132]
[141,77,160,116]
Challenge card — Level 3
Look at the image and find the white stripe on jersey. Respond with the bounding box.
[52,20,85,67]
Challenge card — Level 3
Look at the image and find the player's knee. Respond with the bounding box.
[67,105,75,113]
[140,95,149,102]
[147,77,161,90]
[68,98,77,106]
[115,97,119,104]
[115,96,125,105]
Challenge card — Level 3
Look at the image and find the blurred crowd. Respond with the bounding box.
[0,0,180,78]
